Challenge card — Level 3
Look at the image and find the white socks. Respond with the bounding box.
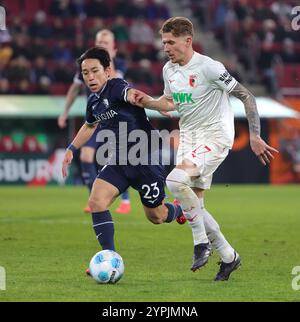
[199,198,236,263]
[166,169,209,244]
[166,168,236,263]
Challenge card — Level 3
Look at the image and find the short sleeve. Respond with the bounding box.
[203,60,237,93]
[111,79,132,102]
[85,109,96,125]
[163,65,172,99]
[85,96,98,125]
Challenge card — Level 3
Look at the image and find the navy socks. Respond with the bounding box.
[91,204,182,251]
[92,211,115,250]
[164,202,183,223]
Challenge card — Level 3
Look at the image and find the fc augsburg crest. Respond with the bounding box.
[189,75,197,87]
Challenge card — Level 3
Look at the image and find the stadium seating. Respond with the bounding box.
[188,0,300,97]
[3,0,199,96]
[276,65,300,96]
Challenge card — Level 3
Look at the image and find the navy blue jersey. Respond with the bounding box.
[74,56,128,150]
[85,78,160,165]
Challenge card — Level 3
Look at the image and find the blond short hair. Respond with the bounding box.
[159,17,194,37]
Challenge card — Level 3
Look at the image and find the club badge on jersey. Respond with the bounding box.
[189,74,197,87]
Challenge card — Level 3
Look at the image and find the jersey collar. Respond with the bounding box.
[178,51,197,70]
[94,80,108,98]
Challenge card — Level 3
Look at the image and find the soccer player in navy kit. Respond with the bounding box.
[62,47,184,259]
[58,29,131,214]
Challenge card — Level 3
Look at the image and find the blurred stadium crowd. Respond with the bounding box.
[0,0,299,98]
[0,0,175,96]
[186,0,300,97]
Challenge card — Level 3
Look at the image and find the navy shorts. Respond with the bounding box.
[97,164,167,208]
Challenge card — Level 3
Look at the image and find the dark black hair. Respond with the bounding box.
[77,47,111,70]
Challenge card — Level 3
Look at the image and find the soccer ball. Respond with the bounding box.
[89,250,124,284]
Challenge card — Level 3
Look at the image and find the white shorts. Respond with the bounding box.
[176,138,230,190]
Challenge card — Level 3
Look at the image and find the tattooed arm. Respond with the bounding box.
[230,82,278,165]
[231,83,260,135]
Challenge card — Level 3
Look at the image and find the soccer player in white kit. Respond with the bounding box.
[132,17,278,281]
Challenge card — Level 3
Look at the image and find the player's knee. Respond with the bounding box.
[88,196,107,212]
[166,168,191,194]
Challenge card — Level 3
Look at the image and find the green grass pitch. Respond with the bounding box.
[0,185,299,302]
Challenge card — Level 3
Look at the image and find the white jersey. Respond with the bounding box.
[163,52,237,148]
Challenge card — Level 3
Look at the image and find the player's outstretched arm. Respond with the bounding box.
[71,122,97,149]
[127,89,175,112]
[58,82,83,129]
[62,123,97,177]
[230,82,279,165]
[151,95,175,112]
